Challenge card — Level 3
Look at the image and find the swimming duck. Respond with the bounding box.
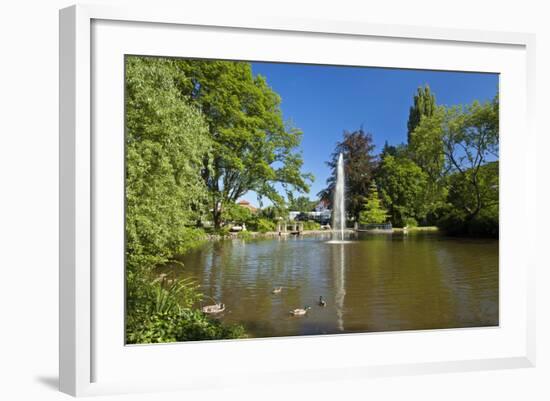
[318,296,327,307]
[290,306,311,316]
[271,287,283,294]
[201,303,225,314]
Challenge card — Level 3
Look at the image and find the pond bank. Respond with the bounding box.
[206,229,341,241]
[205,226,438,241]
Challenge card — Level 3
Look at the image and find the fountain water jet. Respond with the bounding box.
[334,153,345,241]
[327,153,351,244]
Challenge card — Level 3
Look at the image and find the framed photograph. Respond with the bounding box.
[59,4,536,396]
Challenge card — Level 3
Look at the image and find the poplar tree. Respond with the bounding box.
[407,85,436,143]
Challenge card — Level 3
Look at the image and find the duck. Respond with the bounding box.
[271,287,283,294]
[318,296,327,307]
[201,303,226,314]
[290,306,311,316]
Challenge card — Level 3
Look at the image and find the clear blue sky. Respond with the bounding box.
[241,62,498,207]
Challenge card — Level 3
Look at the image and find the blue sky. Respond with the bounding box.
[241,62,498,207]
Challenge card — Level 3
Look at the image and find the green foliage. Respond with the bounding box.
[125,56,212,271]
[319,129,377,220]
[409,108,445,181]
[359,181,389,225]
[259,205,288,221]
[403,217,418,228]
[407,85,436,143]
[127,307,246,344]
[302,220,321,231]
[287,195,317,212]
[437,205,498,237]
[376,155,429,227]
[247,217,277,233]
[438,162,498,237]
[172,59,313,227]
[126,271,246,344]
[222,202,253,225]
[125,56,246,342]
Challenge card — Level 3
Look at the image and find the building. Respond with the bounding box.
[237,199,258,213]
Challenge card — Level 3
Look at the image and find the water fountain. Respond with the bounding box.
[330,153,347,243]
[334,153,346,241]
[331,153,347,329]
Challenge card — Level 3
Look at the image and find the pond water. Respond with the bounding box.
[172,232,498,338]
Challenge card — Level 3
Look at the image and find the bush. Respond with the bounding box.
[403,217,418,228]
[127,310,246,344]
[302,220,321,231]
[437,207,498,238]
[126,269,246,344]
[247,217,276,233]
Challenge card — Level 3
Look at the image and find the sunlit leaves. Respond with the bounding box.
[125,56,212,271]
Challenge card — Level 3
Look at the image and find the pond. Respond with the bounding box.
[173,232,498,339]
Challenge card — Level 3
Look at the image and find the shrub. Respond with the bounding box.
[247,217,276,233]
[437,207,498,238]
[127,310,246,344]
[403,217,418,228]
[126,269,246,344]
[302,220,321,231]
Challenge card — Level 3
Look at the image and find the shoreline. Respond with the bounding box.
[205,226,439,241]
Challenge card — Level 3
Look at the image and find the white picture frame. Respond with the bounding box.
[59,4,536,397]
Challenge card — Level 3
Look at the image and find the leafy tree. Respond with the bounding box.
[259,204,289,221]
[440,100,499,220]
[172,59,312,228]
[380,140,398,158]
[125,56,246,343]
[358,181,389,225]
[408,107,445,180]
[408,107,448,220]
[376,154,429,227]
[411,96,499,236]
[319,128,377,220]
[287,195,316,212]
[221,202,253,225]
[438,162,498,237]
[125,56,212,271]
[246,218,277,233]
[407,85,436,143]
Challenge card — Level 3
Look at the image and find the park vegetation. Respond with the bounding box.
[321,86,499,237]
[125,56,499,343]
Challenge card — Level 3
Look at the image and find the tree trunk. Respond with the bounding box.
[213,208,222,230]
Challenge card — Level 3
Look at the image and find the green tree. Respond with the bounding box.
[259,204,288,221]
[440,100,499,220]
[359,181,389,225]
[412,96,499,236]
[319,128,377,220]
[407,85,436,143]
[376,154,429,227]
[438,162,498,237]
[172,59,312,228]
[221,202,253,225]
[125,56,212,271]
[287,195,316,212]
[408,107,448,220]
[125,56,245,343]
